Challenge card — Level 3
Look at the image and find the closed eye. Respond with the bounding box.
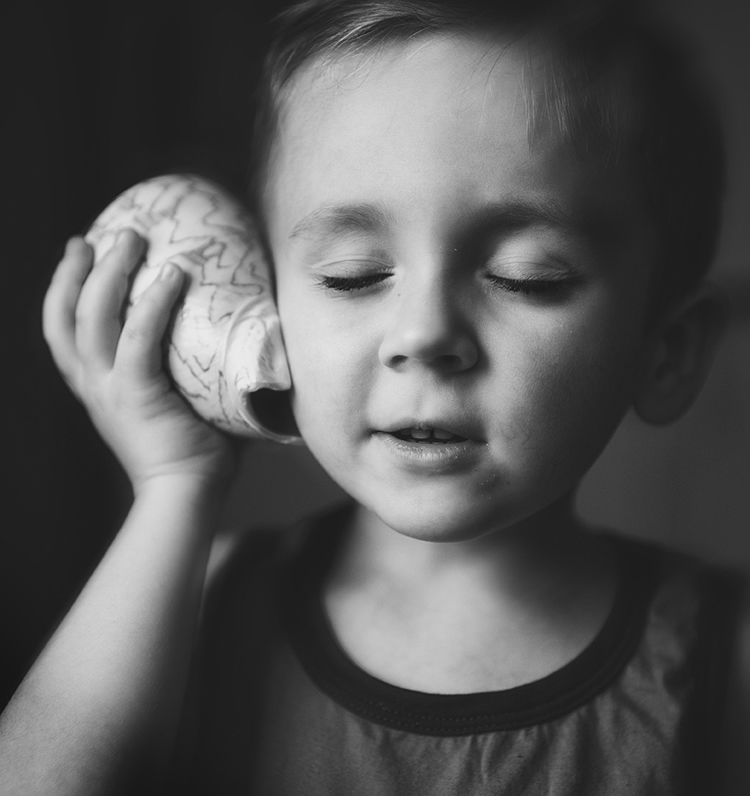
[486,274,575,297]
[317,272,392,292]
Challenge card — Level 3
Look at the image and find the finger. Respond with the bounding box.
[74,228,147,369]
[42,237,95,381]
[114,262,185,382]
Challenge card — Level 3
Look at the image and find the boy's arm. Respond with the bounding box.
[0,233,237,794]
[720,578,750,795]
[0,476,224,795]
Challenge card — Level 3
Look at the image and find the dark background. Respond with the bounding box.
[4,0,750,709]
[4,0,283,708]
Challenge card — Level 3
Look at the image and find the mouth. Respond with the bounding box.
[371,423,479,470]
[388,427,469,444]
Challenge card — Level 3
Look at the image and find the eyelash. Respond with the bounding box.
[317,273,573,296]
[486,274,570,296]
[318,273,391,292]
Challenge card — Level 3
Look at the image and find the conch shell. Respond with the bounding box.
[85,173,298,443]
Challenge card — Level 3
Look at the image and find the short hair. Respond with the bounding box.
[251,0,725,305]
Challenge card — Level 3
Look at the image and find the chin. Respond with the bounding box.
[357,476,575,545]
[364,495,516,544]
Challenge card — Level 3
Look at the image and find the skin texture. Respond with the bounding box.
[264,35,659,544]
[41,232,235,490]
[0,234,234,795]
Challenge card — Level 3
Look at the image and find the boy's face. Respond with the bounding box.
[264,34,658,542]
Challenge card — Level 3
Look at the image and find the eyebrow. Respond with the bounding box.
[289,203,393,240]
[288,197,607,247]
[467,199,599,240]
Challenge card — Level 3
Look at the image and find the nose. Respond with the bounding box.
[377,276,479,373]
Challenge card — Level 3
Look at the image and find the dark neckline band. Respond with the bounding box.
[283,504,662,736]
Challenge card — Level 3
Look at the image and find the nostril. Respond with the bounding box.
[383,349,475,372]
[377,306,479,371]
[388,354,409,369]
[434,351,477,373]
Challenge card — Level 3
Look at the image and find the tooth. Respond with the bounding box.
[410,428,431,440]
[433,428,455,440]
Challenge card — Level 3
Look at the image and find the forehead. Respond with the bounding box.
[264,33,650,259]
[282,34,529,153]
[268,36,530,206]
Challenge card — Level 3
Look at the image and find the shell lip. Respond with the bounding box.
[222,295,299,444]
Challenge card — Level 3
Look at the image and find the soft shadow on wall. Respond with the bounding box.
[577,0,750,567]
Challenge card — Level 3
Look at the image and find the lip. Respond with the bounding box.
[370,429,483,472]
[376,417,482,441]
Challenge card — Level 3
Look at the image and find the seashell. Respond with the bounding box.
[85,173,299,443]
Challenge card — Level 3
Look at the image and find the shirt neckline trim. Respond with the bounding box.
[282,504,662,736]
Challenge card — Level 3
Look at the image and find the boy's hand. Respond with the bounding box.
[43,231,236,493]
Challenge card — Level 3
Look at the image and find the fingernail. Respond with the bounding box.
[115,227,138,246]
[159,262,180,281]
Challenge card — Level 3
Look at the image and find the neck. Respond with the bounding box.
[337,494,601,601]
[323,495,619,692]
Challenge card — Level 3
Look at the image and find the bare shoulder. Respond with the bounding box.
[719,575,750,795]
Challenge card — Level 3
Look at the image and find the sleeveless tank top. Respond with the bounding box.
[175,503,739,796]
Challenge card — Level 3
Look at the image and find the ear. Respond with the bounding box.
[633,282,729,426]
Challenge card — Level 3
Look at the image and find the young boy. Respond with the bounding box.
[2,0,747,793]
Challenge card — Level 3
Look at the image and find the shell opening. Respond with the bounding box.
[244,388,302,444]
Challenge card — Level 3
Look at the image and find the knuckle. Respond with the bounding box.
[63,372,83,400]
[121,321,151,346]
[119,228,144,247]
[129,290,166,323]
[41,301,56,339]
[108,229,146,262]
[42,321,56,348]
[55,362,83,399]
[57,238,93,273]
[73,301,89,327]
[67,236,92,259]
[41,284,57,315]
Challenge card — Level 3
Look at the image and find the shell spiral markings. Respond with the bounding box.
[85,174,297,443]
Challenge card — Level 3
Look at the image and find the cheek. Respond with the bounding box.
[496,307,646,448]
[277,295,367,434]
[542,326,644,454]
